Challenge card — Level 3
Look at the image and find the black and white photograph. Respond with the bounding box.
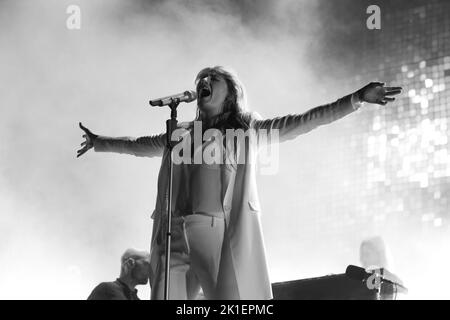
[0,0,449,303]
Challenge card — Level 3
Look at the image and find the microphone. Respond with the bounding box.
[149,90,197,107]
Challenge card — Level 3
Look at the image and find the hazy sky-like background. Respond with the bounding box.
[1,0,448,299]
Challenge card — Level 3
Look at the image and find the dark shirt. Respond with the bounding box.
[87,279,139,300]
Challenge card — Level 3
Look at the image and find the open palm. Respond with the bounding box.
[357,82,402,105]
[77,122,98,158]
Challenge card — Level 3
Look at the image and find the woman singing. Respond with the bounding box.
[77,66,402,299]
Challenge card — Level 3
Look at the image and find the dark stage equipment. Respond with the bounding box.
[272,265,407,300]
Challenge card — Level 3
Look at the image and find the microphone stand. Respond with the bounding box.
[162,98,180,300]
[148,90,197,300]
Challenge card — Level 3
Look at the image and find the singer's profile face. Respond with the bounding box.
[196,73,229,114]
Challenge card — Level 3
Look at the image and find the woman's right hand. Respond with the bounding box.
[77,122,98,158]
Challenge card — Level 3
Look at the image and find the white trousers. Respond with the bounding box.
[151,214,239,300]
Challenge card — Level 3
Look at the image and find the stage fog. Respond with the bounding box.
[1,0,449,299]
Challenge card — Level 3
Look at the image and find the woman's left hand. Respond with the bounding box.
[356,82,403,106]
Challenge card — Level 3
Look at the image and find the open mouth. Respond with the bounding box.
[199,87,211,98]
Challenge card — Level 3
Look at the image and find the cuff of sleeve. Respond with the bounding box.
[351,92,364,110]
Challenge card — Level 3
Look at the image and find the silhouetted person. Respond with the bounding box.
[360,236,390,270]
[359,236,405,295]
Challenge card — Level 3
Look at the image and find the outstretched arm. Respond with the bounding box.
[252,82,402,143]
[76,122,165,158]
